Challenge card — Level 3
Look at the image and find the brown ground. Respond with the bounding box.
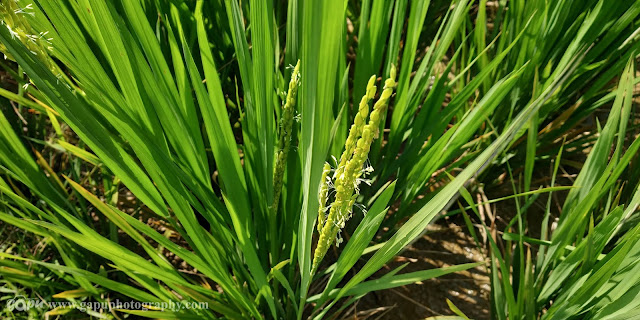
[349,158,577,320]
[352,218,491,320]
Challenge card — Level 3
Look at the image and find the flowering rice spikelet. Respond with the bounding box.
[271,60,301,212]
[312,66,397,274]
[0,0,60,79]
[333,75,378,180]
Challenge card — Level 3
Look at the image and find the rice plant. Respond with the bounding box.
[0,0,638,319]
[473,61,640,320]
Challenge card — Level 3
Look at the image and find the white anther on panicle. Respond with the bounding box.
[326,176,335,190]
[26,33,38,43]
[331,155,339,167]
[356,177,373,188]
[14,3,35,16]
[7,25,20,39]
[354,203,368,216]
[39,31,53,45]
[364,164,374,175]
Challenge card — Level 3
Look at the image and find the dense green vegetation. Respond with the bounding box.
[0,0,639,319]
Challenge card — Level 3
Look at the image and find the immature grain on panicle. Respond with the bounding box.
[272,60,301,212]
[317,162,332,232]
[333,75,378,181]
[312,66,397,274]
[0,0,60,81]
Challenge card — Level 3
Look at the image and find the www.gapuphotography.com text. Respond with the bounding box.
[6,295,208,313]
